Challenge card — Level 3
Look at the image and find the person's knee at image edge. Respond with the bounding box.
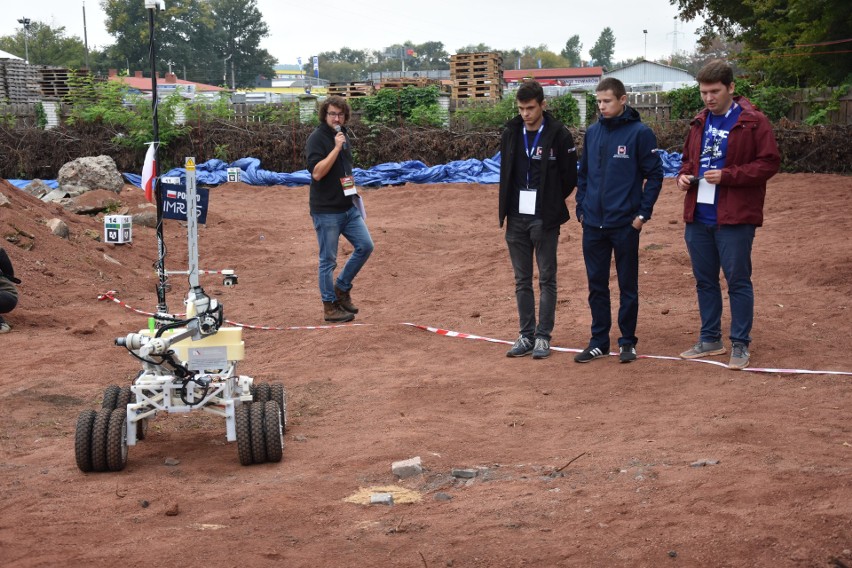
[0,247,21,334]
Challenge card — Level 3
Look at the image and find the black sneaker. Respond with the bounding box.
[532,338,551,359]
[574,346,606,363]
[506,336,534,357]
[619,344,637,363]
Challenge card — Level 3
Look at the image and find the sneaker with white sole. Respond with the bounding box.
[728,342,750,370]
[0,317,10,334]
[574,346,606,363]
[532,338,551,359]
[506,336,534,357]
[679,340,726,359]
[619,344,637,363]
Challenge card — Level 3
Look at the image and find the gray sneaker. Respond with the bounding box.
[680,340,726,359]
[506,336,534,357]
[728,342,750,370]
[532,338,551,359]
[0,317,9,334]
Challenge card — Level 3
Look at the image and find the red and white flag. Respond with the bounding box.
[141,143,156,203]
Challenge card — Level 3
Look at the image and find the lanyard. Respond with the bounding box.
[522,119,545,188]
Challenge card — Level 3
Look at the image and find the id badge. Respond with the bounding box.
[519,188,537,215]
[697,178,716,204]
[340,175,357,196]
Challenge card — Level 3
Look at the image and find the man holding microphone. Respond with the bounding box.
[305,96,374,323]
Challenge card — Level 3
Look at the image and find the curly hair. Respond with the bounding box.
[319,95,351,122]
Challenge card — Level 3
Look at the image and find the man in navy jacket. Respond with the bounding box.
[574,78,663,364]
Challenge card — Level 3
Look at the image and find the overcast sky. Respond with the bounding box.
[1,0,702,66]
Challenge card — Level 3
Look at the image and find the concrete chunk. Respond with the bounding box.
[370,493,394,506]
[451,468,478,479]
[392,456,422,478]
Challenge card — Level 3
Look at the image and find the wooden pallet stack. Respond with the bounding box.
[377,77,436,90]
[450,52,503,100]
[0,61,41,103]
[38,67,84,99]
[328,81,375,98]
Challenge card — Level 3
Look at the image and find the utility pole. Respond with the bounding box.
[17,17,31,64]
[223,54,232,85]
[82,2,90,69]
[667,17,685,60]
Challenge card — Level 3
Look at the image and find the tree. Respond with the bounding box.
[207,0,275,88]
[455,44,493,54]
[589,27,616,69]
[670,0,852,85]
[103,0,275,88]
[0,21,87,68]
[560,35,582,67]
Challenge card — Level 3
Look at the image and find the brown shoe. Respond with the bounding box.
[323,301,355,323]
[334,285,359,314]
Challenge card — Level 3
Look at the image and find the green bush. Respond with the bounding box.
[547,94,580,126]
[665,84,703,120]
[455,97,517,129]
[408,103,445,127]
[355,85,441,125]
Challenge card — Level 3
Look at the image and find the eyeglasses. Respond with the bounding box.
[327,112,345,118]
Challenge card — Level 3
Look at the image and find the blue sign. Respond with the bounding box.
[161,181,209,224]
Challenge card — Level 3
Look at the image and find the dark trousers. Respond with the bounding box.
[582,224,640,351]
[505,217,560,341]
[0,290,16,314]
[684,222,755,345]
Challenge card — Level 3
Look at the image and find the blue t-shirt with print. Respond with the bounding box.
[695,103,742,225]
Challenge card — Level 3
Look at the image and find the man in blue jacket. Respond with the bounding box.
[574,78,663,364]
[499,80,577,359]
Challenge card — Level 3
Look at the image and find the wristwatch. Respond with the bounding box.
[637,215,646,222]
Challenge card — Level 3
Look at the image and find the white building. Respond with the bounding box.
[604,60,695,92]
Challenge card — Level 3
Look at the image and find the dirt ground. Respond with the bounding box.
[0,173,850,568]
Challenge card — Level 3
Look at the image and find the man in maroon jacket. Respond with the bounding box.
[676,60,780,370]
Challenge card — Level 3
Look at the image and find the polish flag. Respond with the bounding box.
[141,143,156,203]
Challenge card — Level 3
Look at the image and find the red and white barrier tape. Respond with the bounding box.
[96,290,368,331]
[400,323,852,376]
[96,292,852,375]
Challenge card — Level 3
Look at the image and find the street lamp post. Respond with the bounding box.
[17,17,31,64]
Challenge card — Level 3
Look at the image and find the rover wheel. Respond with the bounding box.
[270,383,286,432]
[235,404,252,466]
[116,386,132,410]
[74,410,97,472]
[254,382,270,404]
[136,417,148,441]
[250,402,267,464]
[106,409,128,471]
[90,408,113,472]
[263,401,283,463]
[101,385,121,410]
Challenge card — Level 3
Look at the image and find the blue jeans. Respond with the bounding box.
[582,224,640,351]
[505,217,560,341]
[684,222,755,345]
[311,207,374,303]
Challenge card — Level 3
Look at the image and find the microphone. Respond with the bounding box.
[334,125,348,150]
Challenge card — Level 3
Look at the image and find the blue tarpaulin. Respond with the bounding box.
[6,151,682,190]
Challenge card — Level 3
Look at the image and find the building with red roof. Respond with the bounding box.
[107,69,227,98]
[503,67,604,89]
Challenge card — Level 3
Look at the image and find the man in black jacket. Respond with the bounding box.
[499,80,578,359]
